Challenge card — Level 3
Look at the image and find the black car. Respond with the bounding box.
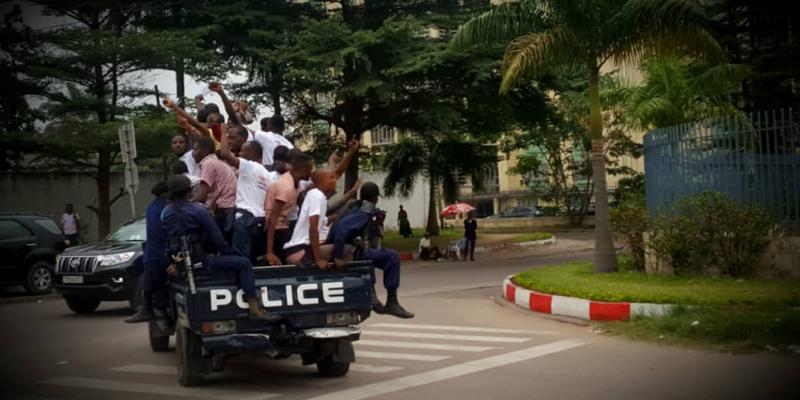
[486,206,545,219]
[55,218,145,314]
[0,213,67,295]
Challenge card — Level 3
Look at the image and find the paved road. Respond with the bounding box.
[0,249,797,400]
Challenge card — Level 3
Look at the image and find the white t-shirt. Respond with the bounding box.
[251,130,294,165]
[419,237,431,252]
[235,159,270,217]
[284,188,328,249]
[288,179,314,222]
[180,151,200,177]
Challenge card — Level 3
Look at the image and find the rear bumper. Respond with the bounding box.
[201,326,361,353]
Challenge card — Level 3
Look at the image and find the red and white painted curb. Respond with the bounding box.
[502,276,673,321]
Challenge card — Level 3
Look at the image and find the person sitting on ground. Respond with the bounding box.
[418,232,442,261]
[329,182,414,319]
[265,151,314,265]
[161,175,270,320]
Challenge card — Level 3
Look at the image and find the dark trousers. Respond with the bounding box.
[204,254,257,299]
[363,248,401,290]
[143,260,169,310]
[65,234,79,247]
[465,237,476,260]
[232,211,265,263]
[214,208,235,244]
[273,228,292,261]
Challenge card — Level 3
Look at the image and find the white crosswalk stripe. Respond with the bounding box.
[42,376,278,400]
[362,330,530,343]
[356,339,497,352]
[355,350,450,362]
[350,364,404,373]
[368,323,557,335]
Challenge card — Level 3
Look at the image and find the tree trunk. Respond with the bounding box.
[175,58,185,108]
[96,149,112,238]
[588,67,617,273]
[426,178,440,236]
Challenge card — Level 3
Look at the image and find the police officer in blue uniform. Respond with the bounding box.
[125,181,170,323]
[330,182,414,319]
[161,175,269,320]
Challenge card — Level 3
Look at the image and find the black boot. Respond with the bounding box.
[371,290,386,314]
[125,290,153,323]
[383,289,414,319]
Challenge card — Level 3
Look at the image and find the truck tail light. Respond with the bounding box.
[201,320,236,335]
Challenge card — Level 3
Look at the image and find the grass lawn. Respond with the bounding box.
[513,262,800,306]
[513,262,800,351]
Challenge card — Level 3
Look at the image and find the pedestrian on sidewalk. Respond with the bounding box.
[61,203,80,247]
[464,212,477,261]
[398,205,412,238]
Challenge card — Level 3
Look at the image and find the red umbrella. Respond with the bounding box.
[440,202,476,217]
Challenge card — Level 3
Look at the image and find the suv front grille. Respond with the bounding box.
[58,256,98,274]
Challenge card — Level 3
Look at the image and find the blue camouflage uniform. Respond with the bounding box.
[161,201,257,299]
[330,203,400,290]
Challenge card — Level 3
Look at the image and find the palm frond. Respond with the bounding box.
[449,1,550,51]
[607,0,724,66]
[381,139,426,199]
[499,25,577,93]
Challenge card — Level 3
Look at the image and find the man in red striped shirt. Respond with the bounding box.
[191,136,237,238]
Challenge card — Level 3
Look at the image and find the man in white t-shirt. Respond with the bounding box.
[251,116,294,166]
[283,169,338,268]
[216,135,270,261]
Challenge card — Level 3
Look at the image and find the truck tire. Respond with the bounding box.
[25,261,54,295]
[176,326,206,386]
[148,321,170,352]
[316,356,350,377]
[64,296,101,314]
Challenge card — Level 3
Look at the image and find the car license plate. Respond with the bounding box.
[62,275,83,284]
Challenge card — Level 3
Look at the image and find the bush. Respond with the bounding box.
[648,191,774,277]
[611,193,647,271]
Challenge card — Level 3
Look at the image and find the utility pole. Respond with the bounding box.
[118,120,139,218]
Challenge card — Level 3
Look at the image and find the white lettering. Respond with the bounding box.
[235,289,248,309]
[285,284,294,306]
[322,282,345,304]
[210,289,232,311]
[261,286,282,308]
[297,283,320,305]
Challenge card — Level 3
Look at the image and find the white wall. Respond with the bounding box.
[335,171,430,230]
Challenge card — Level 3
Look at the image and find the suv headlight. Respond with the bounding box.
[96,252,135,266]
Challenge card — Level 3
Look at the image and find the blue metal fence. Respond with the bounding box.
[643,108,800,230]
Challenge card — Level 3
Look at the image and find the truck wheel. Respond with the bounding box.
[176,326,206,386]
[148,321,170,352]
[64,296,101,314]
[25,261,54,295]
[316,356,350,377]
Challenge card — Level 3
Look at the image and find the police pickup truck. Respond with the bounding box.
[151,257,373,386]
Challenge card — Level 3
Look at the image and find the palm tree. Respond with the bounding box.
[382,136,497,236]
[627,57,749,129]
[451,0,723,273]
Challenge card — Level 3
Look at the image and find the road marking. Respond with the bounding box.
[350,364,403,373]
[304,340,586,400]
[356,350,450,362]
[41,377,278,400]
[356,339,496,352]
[368,323,556,335]
[362,330,530,343]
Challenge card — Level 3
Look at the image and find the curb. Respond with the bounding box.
[502,275,673,321]
[516,237,557,247]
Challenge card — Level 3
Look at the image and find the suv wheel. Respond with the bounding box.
[176,326,207,386]
[25,261,54,295]
[64,296,101,314]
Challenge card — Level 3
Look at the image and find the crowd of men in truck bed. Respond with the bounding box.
[124,82,413,323]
